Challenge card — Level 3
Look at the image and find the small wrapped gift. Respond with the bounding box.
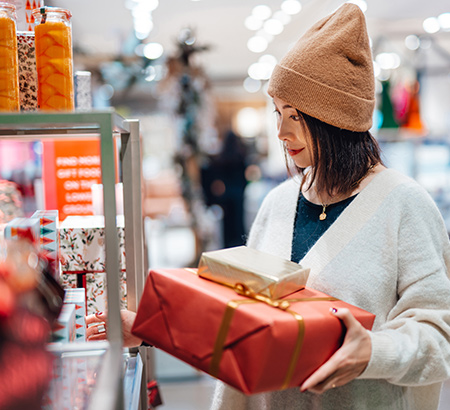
[132,268,375,395]
[64,288,86,342]
[59,215,127,315]
[31,210,60,280]
[198,246,310,299]
[52,303,76,343]
[4,217,40,245]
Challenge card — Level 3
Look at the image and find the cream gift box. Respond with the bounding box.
[198,246,310,299]
[59,215,127,315]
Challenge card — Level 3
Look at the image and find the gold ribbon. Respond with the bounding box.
[209,281,338,390]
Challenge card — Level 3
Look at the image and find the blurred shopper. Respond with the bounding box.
[202,130,248,248]
[87,4,450,410]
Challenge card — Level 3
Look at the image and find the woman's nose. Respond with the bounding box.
[277,118,292,142]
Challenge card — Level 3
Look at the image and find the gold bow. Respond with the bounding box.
[209,280,337,390]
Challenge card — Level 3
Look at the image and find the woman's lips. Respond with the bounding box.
[287,148,304,157]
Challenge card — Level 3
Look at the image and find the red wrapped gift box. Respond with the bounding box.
[132,268,375,395]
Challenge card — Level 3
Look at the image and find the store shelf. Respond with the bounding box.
[0,110,146,410]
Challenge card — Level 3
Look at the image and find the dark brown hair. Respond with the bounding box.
[287,110,383,197]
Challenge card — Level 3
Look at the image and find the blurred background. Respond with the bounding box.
[2,1,450,408]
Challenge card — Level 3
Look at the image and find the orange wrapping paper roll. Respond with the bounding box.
[0,6,20,111]
[34,8,74,111]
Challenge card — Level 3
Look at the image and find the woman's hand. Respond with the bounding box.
[85,309,143,348]
[300,307,372,394]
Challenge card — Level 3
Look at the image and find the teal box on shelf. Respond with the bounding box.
[52,303,76,343]
[31,210,60,280]
[64,288,86,342]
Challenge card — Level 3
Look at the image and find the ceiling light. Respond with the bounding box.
[438,12,450,30]
[258,54,277,66]
[252,5,272,20]
[245,15,263,30]
[247,35,268,52]
[405,34,420,50]
[256,29,274,43]
[131,0,159,12]
[263,19,284,35]
[144,66,156,81]
[273,10,292,25]
[237,107,262,137]
[375,52,401,70]
[281,0,302,15]
[423,17,440,33]
[248,62,273,80]
[143,42,164,59]
[243,77,262,93]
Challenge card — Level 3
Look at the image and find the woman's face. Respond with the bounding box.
[273,96,313,169]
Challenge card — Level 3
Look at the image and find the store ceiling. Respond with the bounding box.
[49,0,450,86]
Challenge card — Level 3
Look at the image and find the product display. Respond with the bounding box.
[52,302,76,342]
[31,209,60,279]
[59,215,127,315]
[4,216,40,245]
[0,2,20,111]
[33,6,74,111]
[17,30,38,110]
[132,268,375,395]
[63,288,86,341]
[198,246,310,299]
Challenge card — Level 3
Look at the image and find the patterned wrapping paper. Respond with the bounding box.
[59,216,127,315]
[17,31,38,111]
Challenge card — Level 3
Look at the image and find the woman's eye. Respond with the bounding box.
[273,109,281,116]
[290,115,300,121]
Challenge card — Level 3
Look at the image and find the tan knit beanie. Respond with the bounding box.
[268,3,375,132]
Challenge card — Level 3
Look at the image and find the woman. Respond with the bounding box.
[87,4,450,409]
[211,3,450,409]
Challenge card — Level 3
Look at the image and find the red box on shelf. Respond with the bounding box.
[132,268,375,395]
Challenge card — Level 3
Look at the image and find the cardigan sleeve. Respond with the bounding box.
[360,182,450,385]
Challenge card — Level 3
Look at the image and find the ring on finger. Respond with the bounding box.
[97,324,106,334]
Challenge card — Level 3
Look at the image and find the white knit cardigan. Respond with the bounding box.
[211,168,450,410]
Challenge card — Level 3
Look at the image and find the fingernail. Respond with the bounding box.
[95,311,103,317]
[330,307,338,314]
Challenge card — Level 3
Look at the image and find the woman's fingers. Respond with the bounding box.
[85,311,106,326]
[300,307,372,394]
[86,312,107,341]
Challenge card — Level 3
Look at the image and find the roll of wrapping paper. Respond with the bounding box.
[0,2,20,111]
[33,6,74,111]
[17,30,38,110]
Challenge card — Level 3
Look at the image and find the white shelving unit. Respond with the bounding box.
[0,110,146,410]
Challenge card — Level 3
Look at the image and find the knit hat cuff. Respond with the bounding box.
[268,64,375,132]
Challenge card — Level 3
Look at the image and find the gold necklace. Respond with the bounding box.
[319,164,375,221]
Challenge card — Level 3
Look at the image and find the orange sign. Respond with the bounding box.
[42,139,101,221]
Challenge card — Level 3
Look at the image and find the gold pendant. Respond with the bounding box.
[319,204,327,221]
